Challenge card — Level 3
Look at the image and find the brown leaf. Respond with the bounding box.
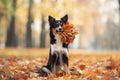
[47,73,56,80]
[71,68,82,76]
[106,57,117,69]
[19,78,25,80]
[78,64,86,70]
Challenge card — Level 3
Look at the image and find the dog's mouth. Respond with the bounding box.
[52,28,63,35]
[56,28,63,32]
[56,29,63,32]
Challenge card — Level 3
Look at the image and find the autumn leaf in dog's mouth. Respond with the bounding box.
[60,22,78,44]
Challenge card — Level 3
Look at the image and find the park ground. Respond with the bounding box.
[0,48,120,80]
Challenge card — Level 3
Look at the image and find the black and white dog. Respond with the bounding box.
[41,14,69,74]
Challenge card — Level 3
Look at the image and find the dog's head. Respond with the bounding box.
[48,14,68,32]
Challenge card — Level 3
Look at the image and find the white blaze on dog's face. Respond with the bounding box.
[55,20,63,32]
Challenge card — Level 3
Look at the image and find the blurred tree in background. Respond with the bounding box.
[0,0,119,50]
[5,0,18,47]
[1,0,18,47]
[26,0,33,48]
[40,14,45,48]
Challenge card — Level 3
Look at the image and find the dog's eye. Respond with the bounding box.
[55,23,59,26]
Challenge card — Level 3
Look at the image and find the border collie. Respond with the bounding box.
[41,14,69,74]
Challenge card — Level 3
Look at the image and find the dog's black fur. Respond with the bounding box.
[41,14,69,74]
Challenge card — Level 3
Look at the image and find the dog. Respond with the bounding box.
[41,14,69,74]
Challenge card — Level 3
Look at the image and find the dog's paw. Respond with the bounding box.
[35,66,51,77]
[41,66,51,73]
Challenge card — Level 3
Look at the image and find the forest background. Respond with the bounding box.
[0,0,120,50]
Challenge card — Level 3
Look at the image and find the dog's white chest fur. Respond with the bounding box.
[51,34,68,55]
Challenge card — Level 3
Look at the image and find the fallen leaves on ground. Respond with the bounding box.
[0,53,120,80]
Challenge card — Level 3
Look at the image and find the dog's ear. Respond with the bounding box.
[48,16,56,23]
[61,14,68,23]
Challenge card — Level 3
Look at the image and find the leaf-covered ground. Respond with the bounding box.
[0,49,120,80]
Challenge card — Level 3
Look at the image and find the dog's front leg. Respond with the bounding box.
[46,49,52,67]
[62,53,69,73]
[51,52,58,73]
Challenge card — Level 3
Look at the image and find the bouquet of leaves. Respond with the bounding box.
[60,22,78,44]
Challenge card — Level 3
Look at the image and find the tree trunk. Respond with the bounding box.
[26,0,32,48]
[40,14,46,48]
[118,0,120,11]
[5,0,18,47]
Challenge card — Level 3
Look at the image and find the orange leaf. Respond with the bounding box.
[78,64,86,70]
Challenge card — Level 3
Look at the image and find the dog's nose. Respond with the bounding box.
[59,28,63,32]
[59,28,62,31]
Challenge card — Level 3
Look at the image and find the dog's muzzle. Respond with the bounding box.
[56,28,63,32]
